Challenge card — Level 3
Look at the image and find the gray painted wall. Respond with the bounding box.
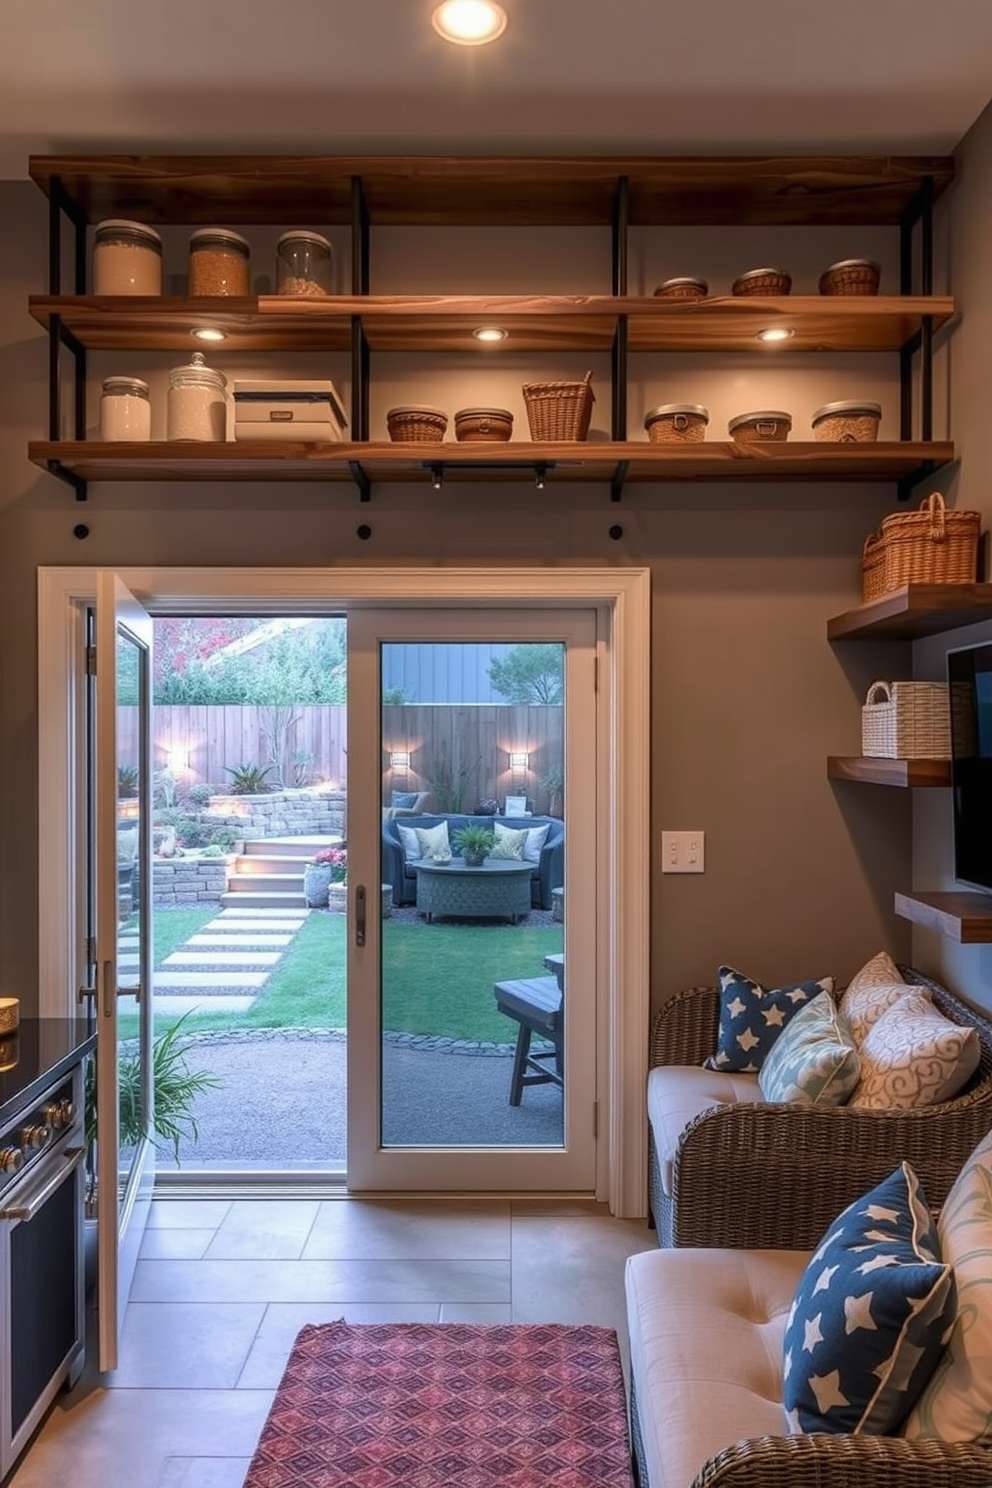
[0,177,923,1016]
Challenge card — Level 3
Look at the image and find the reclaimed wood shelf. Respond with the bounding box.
[29,295,954,355]
[28,154,955,226]
[29,440,956,487]
[827,756,951,786]
[827,584,992,641]
[894,890,992,943]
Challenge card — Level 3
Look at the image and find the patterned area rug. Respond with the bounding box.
[242,1321,634,1488]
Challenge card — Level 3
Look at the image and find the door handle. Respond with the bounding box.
[102,961,114,1019]
[355,884,366,947]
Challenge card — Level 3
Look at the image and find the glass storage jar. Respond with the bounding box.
[100,376,152,441]
[188,228,251,296]
[167,351,227,442]
[276,230,333,296]
[93,219,163,295]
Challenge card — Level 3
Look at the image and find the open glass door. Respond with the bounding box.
[95,574,154,1370]
[347,608,597,1192]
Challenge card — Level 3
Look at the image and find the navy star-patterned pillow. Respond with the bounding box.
[703,966,834,1073]
[783,1162,955,1436]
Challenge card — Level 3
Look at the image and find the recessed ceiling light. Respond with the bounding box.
[757,327,794,344]
[473,325,508,343]
[191,327,227,342]
[432,1,508,46]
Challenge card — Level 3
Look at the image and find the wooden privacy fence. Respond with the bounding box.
[120,703,564,810]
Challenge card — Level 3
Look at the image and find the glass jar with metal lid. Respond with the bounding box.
[93,219,163,295]
[100,376,151,441]
[188,228,251,296]
[276,230,333,296]
[644,403,709,443]
[167,351,227,442]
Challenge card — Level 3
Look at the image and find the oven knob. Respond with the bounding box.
[0,1147,23,1173]
[43,1100,73,1129]
[18,1125,50,1150]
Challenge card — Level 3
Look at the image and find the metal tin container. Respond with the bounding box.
[811,400,882,442]
[93,219,163,295]
[731,266,792,297]
[728,410,792,443]
[189,228,251,296]
[100,376,152,441]
[644,403,709,443]
[653,277,709,300]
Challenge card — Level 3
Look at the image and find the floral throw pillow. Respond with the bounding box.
[703,966,835,1073]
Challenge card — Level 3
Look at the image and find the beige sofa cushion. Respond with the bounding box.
[646,1065,764,1197]
[625,1247,805,1488]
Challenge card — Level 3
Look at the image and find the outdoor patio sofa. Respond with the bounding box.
[381,812,564,910]
[625,1125,992,1487]
[647,963,992,1251]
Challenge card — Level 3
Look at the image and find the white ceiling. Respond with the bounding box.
[5,0,992,178]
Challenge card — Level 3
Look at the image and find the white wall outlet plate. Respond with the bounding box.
[661,830,705,873]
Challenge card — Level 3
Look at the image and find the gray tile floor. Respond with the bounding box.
[11,1195,654,1488]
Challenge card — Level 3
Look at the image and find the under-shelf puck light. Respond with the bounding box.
[432,2,508,46]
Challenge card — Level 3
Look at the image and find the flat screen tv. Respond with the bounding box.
[948,640,992,893]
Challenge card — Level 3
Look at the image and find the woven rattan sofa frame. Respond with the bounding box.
[647,965,992,1250]
[628,1376,991,1488]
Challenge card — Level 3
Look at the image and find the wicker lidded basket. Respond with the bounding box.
[522,370,594,441]
[454,407,513,442]
[728,410,792,444]
[819,258,882,296]
[653,277,709,300]
[732,267,792,297]
[880,492,981,590]
[812,401,882,443]
[386,406,448,443]
[862,679,951,759]
[861,531,887,602]
[644,403,709,443]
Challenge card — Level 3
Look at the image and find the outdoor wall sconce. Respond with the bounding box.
[509,750,529,773]
[390,751,411,771]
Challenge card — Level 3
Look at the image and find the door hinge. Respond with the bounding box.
[85,644,96,675]
[593,1100,599,1139]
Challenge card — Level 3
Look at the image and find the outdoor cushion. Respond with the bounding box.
[646,1064,765,1197]
[625,1245,806,1488]
[390,790,420,807]
[904,1125,992,1443]
[839,951,909,1046]
[849,988,981,1110]
[414,821,451,862]
[758,991,860,1107]
[491,822,527,859]
[522,821,551,863]
[704,966,835,1073]
[783,1161,954,1436]
[397,822,423,860]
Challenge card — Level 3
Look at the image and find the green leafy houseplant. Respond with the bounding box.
[452,824,496,866]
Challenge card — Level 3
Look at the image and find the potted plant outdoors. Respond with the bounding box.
[303,845,345,908]
[452,823,496,867]
[324,846,348,911]
[543,763,564,817]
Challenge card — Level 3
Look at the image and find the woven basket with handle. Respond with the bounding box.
[880,492,980,590]
[862,679,951,759]
[861,531,886,602]
[522,370,594,441]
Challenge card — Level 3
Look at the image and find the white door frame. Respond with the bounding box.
[37,565,651,1217]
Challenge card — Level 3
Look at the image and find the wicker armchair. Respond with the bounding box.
[647,964,992,1250]
[629,1379,991,1488]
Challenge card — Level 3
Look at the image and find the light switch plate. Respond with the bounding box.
[661,830,705,873]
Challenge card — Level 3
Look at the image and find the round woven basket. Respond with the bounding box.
[386,406,448,443]
[728,410,792,444]
[522,371,594,442]
[454,407,513,442]
[819,259,881,296]
[644,403,709,443]
[0,998,19,1035]
[812,401,881,443]
[653,277,708,300]
[732,267,792,297]
[861,531,887,602]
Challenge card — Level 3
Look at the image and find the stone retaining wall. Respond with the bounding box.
[153,857,232,905]
[201,788,346,838]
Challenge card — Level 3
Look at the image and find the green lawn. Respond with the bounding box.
[123,906,562,1043]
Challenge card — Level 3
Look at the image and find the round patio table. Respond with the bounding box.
[413,860,533,923]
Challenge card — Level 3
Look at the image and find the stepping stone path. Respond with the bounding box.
[118,906,311,1016]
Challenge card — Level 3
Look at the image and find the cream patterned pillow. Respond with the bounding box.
[849,989,980,1110]
[397,822,421,861]
[903,1126,992,1442]
[491,822,528,860]
[414,821,451,862]
[839,952,908,1046]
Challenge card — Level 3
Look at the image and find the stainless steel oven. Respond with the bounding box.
[0,1064,86,1480]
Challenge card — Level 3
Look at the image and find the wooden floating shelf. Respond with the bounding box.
[895,890,992,943]
[827,756,951,787]
[29,295,954,354]
[29,440,956,486]
[828,583,992,640]
[29,154,954,227]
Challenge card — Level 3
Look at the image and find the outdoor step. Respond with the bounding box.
[225,873,307,893]
[231,854,308,877]
[219,889,308,910]
[240,836,339,859]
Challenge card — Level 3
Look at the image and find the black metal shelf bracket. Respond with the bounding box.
[898,175,936,465]
[47,176,90,500]
[348,460,371,502]
[610,460,630,504]
[350,176,371,444]
[47,459,88,502]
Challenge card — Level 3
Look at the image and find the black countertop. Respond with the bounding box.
[0,1019,96,1131]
